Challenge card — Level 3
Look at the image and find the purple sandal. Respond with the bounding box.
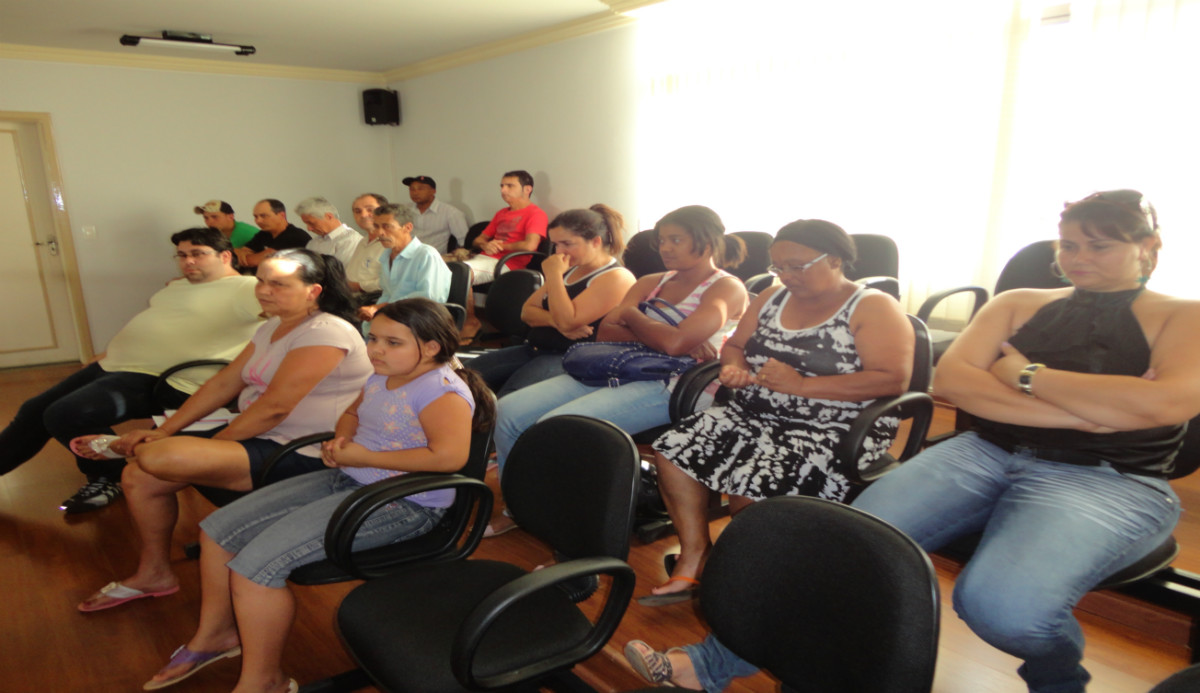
[142,644,242,690]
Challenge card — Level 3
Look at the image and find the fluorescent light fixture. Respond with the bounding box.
[120,31,255,56]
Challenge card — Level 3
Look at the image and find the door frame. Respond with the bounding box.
[0,110,92,363]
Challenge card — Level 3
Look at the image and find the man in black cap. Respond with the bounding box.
[404,175,468,253]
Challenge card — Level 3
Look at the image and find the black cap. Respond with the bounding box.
[402,175,436,190]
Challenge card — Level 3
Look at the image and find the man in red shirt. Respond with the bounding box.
[461,170,549,341]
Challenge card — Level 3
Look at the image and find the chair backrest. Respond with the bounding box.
[701,496,939,693]
[1148,664,1200,693]
[623,229,666,278]
[483,268,543,340]
[463,220,489,250]
[994,240,1061,294]
[847,233,899,281]
[503,415,640,561]
[446,261,471,308]
[728,231,773,282]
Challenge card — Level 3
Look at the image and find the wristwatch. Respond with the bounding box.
[1018,363,1046,397]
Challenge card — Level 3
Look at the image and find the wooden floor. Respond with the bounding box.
[2,363,1198,692]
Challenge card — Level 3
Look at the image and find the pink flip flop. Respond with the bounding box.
[78,581,181,612]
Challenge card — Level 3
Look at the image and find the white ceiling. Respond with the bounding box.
[0,0,650,75]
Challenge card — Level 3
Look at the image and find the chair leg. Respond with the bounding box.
[298,669,373,693]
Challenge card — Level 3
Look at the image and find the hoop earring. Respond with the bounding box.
[1049,260,1070,284]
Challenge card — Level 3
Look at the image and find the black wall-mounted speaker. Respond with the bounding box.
[363,89,400,126]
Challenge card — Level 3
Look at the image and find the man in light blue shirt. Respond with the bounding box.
[358,203,451,335]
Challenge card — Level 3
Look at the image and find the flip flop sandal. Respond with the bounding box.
[143,644,242,690]
[78,581,181,613]
[636,576,699,606]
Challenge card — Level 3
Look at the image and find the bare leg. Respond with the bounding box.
[652,452,713,595]
[727,495,756,516]
[144,531,241,686]
[230,573,295,693]
[461,284,482,342]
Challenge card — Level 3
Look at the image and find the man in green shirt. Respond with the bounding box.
[194,199,258,249]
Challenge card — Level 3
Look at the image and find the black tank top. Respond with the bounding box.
[972,287,1185,477]
[525,260,620,353]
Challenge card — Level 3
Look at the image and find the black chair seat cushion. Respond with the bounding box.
[289,520,461,584]
[338,559,593,693]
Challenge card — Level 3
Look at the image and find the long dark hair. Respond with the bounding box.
[655,205,746,269]
[1061,190,1162,276]
[269,248,358,324]
[375,299,497,431]
[548,204,627,258]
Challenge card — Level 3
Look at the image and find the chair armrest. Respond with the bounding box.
[494,250,547,277]
[855,276,900,300]
[836,392,935,484]
[669,360,724,423]
[443,302,467,330]
[322,472,493,580]
[254,432,335,487]
[451,557,636,690]
[915,285,989,323]
[153,360,230,409]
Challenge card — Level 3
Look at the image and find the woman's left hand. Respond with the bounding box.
[756,357,805,395]
[989,342,1030,390]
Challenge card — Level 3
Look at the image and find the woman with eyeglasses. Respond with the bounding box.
[71,249,373,614]
[486,205,748,536]
[637,219,913,606]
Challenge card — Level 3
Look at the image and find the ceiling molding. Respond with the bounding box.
[383,8,637,82]
[0,43,386,85]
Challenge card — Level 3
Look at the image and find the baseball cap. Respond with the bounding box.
[194,200,235,215]
[402,176,436,189]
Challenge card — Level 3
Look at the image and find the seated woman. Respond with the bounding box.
[643,219,913,605]
[627,190,1200,693]
[469,204,636,397]
[139,299,495,693]
[74,249,373,612]
[487,205,748,535]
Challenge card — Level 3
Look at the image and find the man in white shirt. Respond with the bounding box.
[404,175,469,252]
[297,196,363,266]
[0,228,262,513]
[344,192,389,303]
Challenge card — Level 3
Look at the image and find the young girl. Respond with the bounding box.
[141,298,495,693]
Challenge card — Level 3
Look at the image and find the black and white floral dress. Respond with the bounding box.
[652,286,898,501]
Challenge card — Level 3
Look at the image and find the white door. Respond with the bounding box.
[0,114,89,368]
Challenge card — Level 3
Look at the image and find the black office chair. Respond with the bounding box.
[445,260,471,331]
[1149,664,1200,693]
[917,239,1059,364]
[479,267,544,344]
[623,229,666,278]
[151,359,231,410]
[461,221,490,251]
[331,415,640,693]
[744,232,901,298]
[728,231,773,282]
[632,496,940,693]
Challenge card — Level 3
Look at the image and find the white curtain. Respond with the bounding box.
[632,0,1200,316]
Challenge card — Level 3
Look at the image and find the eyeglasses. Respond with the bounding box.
[768,253,828,276]
[173,250,217,261]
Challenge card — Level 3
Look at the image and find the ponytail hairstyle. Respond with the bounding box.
[547,204,627,259]
[654,205,746,269]
[268,248,358,324]
[375,298,497,431]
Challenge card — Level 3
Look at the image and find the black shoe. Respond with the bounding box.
[60,479,123,514]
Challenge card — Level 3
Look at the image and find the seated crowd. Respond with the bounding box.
[1,183,1198,693]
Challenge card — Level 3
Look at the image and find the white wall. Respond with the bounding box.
[387,24,640,233]
[0,58,394,350]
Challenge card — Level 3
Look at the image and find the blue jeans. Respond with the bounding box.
[466,345,567,398]
[0,362,188,481]
[853,432,1181,693]
[494,374,670,474]
[201,468,444,588]
[682,635,761,693]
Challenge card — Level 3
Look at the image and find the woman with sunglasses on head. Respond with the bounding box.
[638,219,913,607]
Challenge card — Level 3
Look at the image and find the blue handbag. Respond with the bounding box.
[561,298,696,387]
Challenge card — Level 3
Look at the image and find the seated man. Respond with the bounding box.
[461,169,549,340]
[359,204,450,334]
[241,198,311,269]
[403,175,468,253]
[194,200,258,249]
[297,196,363,266]
[0,228,262,512]
[344,192,389,305]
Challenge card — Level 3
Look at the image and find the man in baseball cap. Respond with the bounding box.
[403,175,468,253]
[194,200,258,249]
